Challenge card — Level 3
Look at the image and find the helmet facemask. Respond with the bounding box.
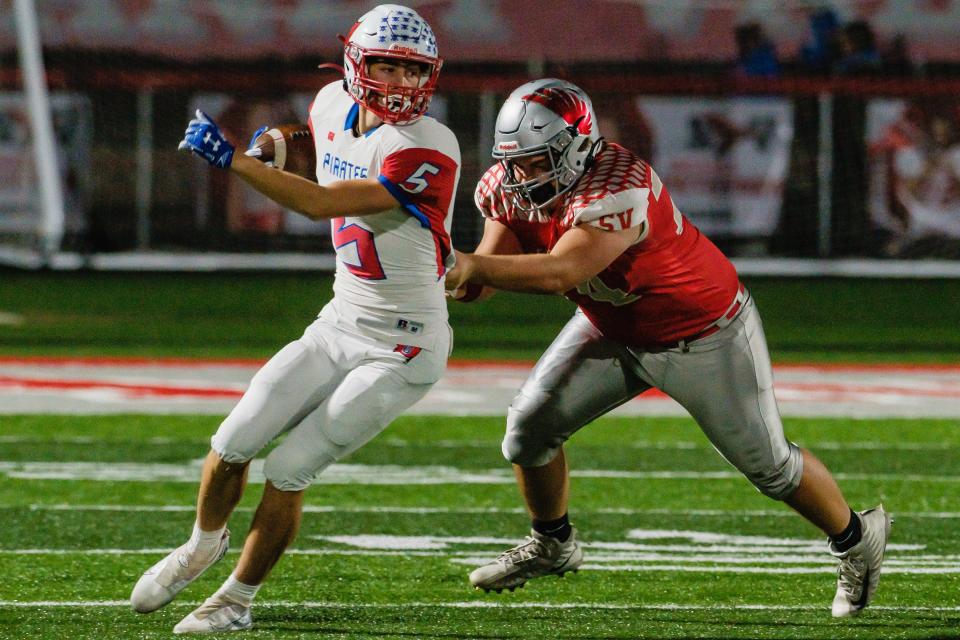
[496,121,600,220]
[343,42,442,125]
[491,79,604,221]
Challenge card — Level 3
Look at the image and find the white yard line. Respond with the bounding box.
[2,548,955,574]
[1,600,959,612]
[3,461,959,483]
[6,435,956,452]
[3,434,958,452]
[22,503,960,519]
[0,312,24,327]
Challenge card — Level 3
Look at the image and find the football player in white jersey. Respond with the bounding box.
[130,5,460,634]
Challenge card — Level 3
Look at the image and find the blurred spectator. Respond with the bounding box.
[800,7,839,74]
[733,22,780,78]
[881,34,914,76]
[834,20,881,75]
[871,103,960,256]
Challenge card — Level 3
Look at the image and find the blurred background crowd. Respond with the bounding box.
[3,1,960,265]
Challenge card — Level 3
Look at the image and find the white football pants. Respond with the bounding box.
[211,316,448,491]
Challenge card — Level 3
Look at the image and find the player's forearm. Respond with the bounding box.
[230,154,335,220]
[468,253,576,294]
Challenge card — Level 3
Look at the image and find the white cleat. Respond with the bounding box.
[469,527,583,592]
[130,530,230,614]
[173,594,252,634]
[830,505,892,618]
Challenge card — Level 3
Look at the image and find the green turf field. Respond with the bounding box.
[2,271,960,362]
[1,414,958,639]
[2,271,958,637]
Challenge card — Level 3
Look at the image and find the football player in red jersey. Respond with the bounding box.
[132,5,460,634]
[446,79,889,617]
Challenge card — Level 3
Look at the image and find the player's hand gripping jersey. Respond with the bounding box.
[475,142,740,348]
[310,81,461,351]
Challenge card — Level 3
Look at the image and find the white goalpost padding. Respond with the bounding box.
[13,0,65,260]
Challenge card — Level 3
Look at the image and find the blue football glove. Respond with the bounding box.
[178,109,235,169]
[247,125,268,152]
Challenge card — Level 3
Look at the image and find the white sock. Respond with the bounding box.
[187,520,225,555]
[216,573,261,607]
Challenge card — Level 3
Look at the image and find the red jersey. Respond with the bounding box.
[474,143,740,348]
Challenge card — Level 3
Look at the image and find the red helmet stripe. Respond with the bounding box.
[345,20,361,41]
[522,88,593,135]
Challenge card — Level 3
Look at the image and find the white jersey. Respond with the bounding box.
[308,82,461,351]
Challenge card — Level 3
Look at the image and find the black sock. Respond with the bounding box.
[830,509,862,552]
[532,513,571,542]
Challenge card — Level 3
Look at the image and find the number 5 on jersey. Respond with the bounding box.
[400,162,440,194]
[332,218,385,280]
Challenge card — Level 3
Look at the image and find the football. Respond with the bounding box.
[246,123,317,181]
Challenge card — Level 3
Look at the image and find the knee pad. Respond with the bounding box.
[501,430,559,468]
[749,442,804,500]
[262,428,341,492]
[263,448,335,493]
[502,393,563,468]
[210,426,257,465]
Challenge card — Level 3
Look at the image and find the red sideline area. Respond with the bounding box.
[0,355,958,373]
[4,375,955,401]
[1,356,959,404]
[0,375,242,399]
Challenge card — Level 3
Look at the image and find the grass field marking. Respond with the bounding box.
[0,375,245,398]
[6,433,955,453]
[5,461,960,484]
[22,503,960,519]
[0,549,446,557]
[6,375,959,403]
[776,381,960,400]
[1,549,955,574]
[5,355,960,373]
[0,312,24,327]
[574,469,960,482]
[2,600,960,612]
[310,532,927,555]
[575,565,960,575]
[0,547,955,574]
[0,436,199,445]
[385,438,959,452]
[1,544,937,556]
[5,526,944,574]
[802,441,959,451]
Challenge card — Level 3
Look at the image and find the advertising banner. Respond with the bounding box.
[637,97,793,239]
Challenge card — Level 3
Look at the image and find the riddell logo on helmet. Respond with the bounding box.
[497,141,520,151]
[389,45,420,55]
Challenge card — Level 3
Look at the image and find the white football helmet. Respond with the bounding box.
[341,4,442,125]
[493,79,603,219]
